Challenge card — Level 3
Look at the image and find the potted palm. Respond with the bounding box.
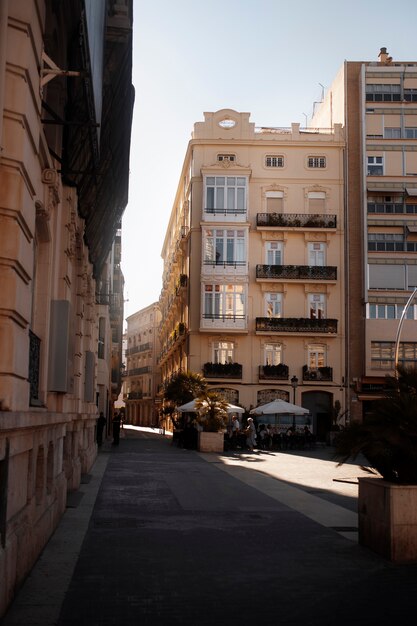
[334,365,417,562]
[194,391,229,452]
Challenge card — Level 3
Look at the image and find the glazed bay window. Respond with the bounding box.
[367,156,384,176]
[265,293,282,318]
[204,228,246,266]
[308,294,326,319]
[205,176,246,215]
[203,284,245,321]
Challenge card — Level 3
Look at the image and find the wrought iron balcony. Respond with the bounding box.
[29,330,41,406]
[127,366,151,376]
[256,264,337,281]
[127,391,143,400]
[259,364,289,380]
[256,317,338,334]
[203,362,243,379]
[257,213,337,228]
[302,365,333,381]
[204,207,246,216]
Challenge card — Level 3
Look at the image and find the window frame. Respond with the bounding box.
[307,156,326,169]
[265,155,284,168]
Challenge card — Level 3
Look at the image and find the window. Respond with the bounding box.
[217,154,235,162]
[367,195,404,214]
[308,192,325,212]
[371,341,417,369]
[308,345,325,369]
[307,156,326,168]
[367,156,384,176]
[265,241,283,265]
[404,89,417,102]
[98,317,105,360]
[204,284,245,320]
[266,196,283,212]
[204,229,246,266]
[265,155,284,168]
[265,293,282,318]
[308,242,326,266]
[205,176,246,214]
[308,294,326,319]
[384,127,401,139]
[405,128,417,139]
[213,341,234,364]
[264,343,282,366]
[365,84,401,102]
[368,303,414,319]
[368,233,406,252]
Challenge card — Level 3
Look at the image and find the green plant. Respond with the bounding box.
[194,391,229,432]
[163,371,207,406]
[334,365,417,483]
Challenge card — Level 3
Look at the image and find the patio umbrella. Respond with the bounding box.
[250,399,309,416]
[176,399,244,414]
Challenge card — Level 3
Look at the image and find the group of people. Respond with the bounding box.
[96,412,124,447]
[227,416,314,452]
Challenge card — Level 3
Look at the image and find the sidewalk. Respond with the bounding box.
[2,428,417,625]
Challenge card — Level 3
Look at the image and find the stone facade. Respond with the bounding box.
[0,0,133,616]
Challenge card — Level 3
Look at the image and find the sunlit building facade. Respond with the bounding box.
[311,48,417,420]
[159,109,345,438]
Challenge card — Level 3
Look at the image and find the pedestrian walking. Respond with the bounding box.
[112,413,121,446]
[96,412,106,446]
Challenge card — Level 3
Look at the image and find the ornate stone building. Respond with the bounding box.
[0,0,133,615]
[159,110,345,438]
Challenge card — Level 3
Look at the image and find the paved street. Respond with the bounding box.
[2,427,417,626]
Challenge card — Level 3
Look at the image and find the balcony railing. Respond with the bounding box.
[204,207,246,216]
[29,330,41,405]
[259,364,289,380]
[127,391,143,400]
[257,213,337,228]
[203,362,243,379]
[203,260,247,268]
[127,366,151,376]
[202,314,246,322]
[302,365,333,381]
[256,265,337,281]
[256,317,338,334]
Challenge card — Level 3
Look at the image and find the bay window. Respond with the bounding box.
[204,284,245,320]
[205,176,247,214]
[204,228,246,266]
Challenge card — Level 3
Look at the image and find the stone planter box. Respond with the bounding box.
[358,477,417,562]
[198,431,224,453]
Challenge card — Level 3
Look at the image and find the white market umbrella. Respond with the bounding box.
[176,399,244,414]
[250,399,309,416]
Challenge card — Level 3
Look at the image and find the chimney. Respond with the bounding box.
[378,47,392,64]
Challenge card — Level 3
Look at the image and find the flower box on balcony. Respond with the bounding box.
[203,362,243,379]
[259,364,289,380]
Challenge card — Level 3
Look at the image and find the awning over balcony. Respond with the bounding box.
[406,188,417,197]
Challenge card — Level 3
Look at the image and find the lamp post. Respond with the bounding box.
[291,375,299,405]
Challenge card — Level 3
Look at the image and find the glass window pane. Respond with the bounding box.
[227,187,235,211]
[216,188,224,209]
[237,187,245,211]
[206,187,214,209]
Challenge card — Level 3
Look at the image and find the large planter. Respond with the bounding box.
[358,477,417,562]
[198,431,224,453]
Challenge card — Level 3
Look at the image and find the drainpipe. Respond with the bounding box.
[0,0,8,153]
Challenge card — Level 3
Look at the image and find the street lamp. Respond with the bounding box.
[291,375,299,405]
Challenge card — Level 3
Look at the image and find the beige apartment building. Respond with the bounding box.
[124,303,161,427]
[312,48,417,420]
[0,0,133,615]
[159,110,345,438]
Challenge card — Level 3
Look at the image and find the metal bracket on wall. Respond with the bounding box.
[40,50,82,89]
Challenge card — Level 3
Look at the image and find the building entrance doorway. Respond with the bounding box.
[301,391,332,441]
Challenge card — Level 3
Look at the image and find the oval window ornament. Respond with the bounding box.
[218,118,236,129]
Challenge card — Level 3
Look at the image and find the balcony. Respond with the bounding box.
[256,264,337,281]
[302,365,333,382]
[127,391,143,400]
[29,330,41,406]
[256,317,338,334]
[259,364,289,380]
[203,207,247,223]
[203,362,243,379]
[257,213,337,229]
[127,366,151,376]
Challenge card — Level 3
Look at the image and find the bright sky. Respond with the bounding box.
[121,0,417,321]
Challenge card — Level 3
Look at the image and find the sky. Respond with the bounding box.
[121,0,417,321]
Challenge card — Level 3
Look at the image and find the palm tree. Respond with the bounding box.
[334,365,417,483]
[194,391,230,432]
[163,371,207,407]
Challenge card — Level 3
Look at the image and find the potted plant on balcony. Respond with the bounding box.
[334,365,417,562]
[194,391,229,452]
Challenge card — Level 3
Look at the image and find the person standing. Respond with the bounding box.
[245,417,257,452]
[112,413,121,446]
[96,412,106,446]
